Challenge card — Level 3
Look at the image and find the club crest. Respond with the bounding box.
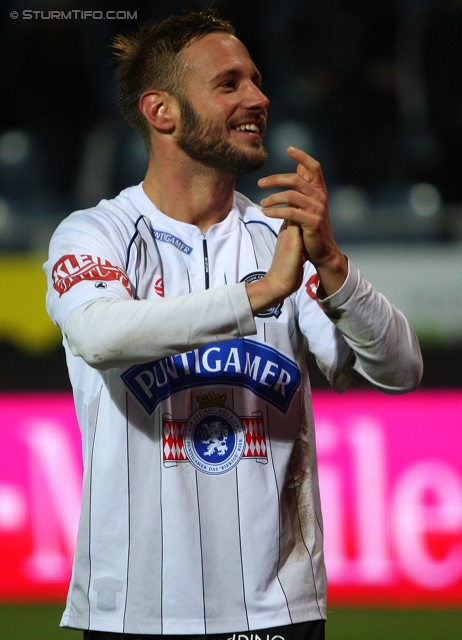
[240,272,282,318]
[184,404,245,475]
[163,392,268,475]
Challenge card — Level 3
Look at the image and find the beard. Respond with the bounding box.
[175,94,268,175]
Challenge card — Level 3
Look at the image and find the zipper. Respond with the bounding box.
[202,238,210,289]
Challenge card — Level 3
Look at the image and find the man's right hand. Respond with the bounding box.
[245,220,304,316]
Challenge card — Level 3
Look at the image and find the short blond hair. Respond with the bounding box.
[112,9,235,147]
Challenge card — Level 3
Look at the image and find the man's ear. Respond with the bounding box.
[139,91,176,132]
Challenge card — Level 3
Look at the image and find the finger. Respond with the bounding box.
[277,219,304,250]
[261,189,326,212]
[261,205,309,223]
[258,173,317,195]
[287,147,326,188]
[279,218,301,233]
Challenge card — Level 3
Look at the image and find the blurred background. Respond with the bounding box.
[0,0,461,638]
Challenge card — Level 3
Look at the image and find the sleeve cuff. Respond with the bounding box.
[318,258,359,312]
[228,282,257,337]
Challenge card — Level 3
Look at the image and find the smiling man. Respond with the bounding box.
[43,9,423,640]
[172,35,268,176]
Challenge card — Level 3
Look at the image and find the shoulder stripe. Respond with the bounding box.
[241,218,278,238]
[240,218,259,268]
[125,215,146,271]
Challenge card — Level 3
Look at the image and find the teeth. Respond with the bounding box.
[235,123,260,133]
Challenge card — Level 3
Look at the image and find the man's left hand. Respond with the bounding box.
[258,146,348,297]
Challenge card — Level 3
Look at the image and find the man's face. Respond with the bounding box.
[174,32,269,175]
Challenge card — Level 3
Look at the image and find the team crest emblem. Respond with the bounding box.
[240,272,282,318]
[163,392,268,475]
[184,403,245,475]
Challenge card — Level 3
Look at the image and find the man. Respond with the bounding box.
[44,10,422,640]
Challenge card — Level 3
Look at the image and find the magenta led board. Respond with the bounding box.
[0,390,461,606]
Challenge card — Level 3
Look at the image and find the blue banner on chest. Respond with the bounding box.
[121,338,300,414]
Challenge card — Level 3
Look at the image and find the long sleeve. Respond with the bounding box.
[64,283,257,369]
[298,260,423,394]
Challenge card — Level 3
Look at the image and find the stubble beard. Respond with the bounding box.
[175,94,268,175]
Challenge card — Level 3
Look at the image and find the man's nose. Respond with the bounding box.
[243,82,270,110]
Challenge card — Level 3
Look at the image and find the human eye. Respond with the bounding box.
[220,79,237,90]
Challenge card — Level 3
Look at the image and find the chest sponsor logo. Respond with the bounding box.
[163,392,267,475]
[240,271,282,318]
[121,338,300,415]
[52,254,133,297]
[151,229,193,255]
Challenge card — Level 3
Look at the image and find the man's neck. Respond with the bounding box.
[142,152,236,233]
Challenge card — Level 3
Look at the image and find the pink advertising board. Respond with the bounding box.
[314,389,462,606]
[0,393,83,601]
[0,390,461,606]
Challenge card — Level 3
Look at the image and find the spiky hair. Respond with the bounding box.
[112,9,235,146]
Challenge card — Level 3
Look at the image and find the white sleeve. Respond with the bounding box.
[318,260,423,393]
[64,283,257,369]
[320,263,423,393]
